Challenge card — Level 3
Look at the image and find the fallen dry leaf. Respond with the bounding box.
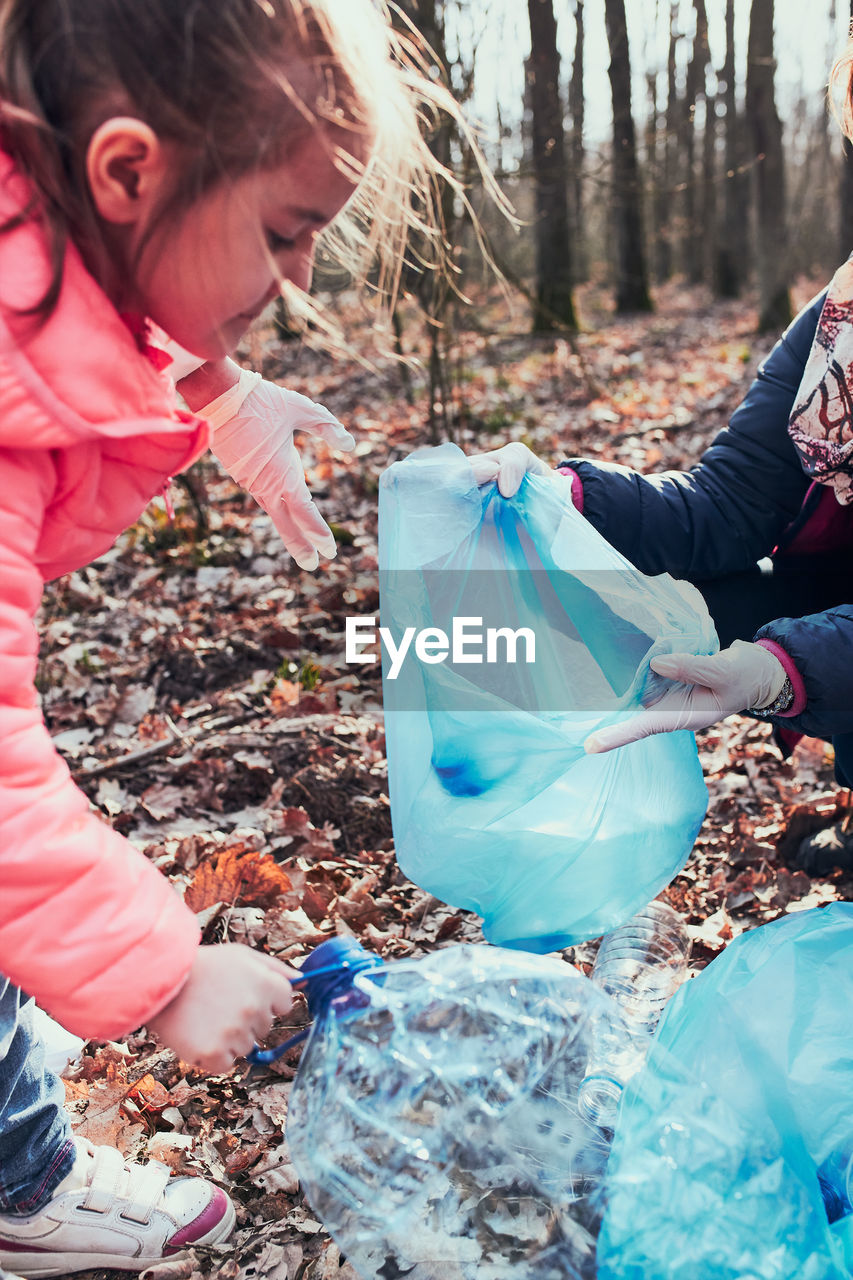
[139,1255,200,1280]
[127,1073,172,1113]
[64,1076,144,1153]
[140,782,186,822]
[184,843,292,912]
[265,905,329,952]
[277,807,340,860]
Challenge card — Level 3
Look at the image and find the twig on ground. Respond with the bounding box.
[69,711,343,781]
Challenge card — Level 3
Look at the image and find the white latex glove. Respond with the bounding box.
[204,368,355,570]
[148,943,297,1074]
[584,641,788,754]
[468,442,551,496]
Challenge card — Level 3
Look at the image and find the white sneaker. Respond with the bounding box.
[0,1137,235,1276]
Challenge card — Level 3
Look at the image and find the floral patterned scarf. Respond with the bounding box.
[788,257,853,504]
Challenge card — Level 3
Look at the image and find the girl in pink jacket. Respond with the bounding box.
[0,1,452,1274]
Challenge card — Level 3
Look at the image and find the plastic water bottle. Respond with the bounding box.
[578,901,690,1129]
[285,937,626,1280]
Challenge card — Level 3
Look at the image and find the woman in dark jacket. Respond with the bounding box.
[471,284,853,787]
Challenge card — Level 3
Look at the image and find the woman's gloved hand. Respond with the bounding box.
[203,368,355,570]
[468,442,551,496]
[584,641,789,754]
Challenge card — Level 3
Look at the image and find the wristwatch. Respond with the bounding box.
[747,674,794,719]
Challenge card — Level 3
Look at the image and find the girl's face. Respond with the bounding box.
[134,133,362,359]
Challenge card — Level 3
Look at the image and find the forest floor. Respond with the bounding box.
[40,274,849,1280]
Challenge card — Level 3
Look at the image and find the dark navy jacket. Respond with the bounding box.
[563,289,853,781]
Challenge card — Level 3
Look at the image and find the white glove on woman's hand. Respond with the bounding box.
[468,442,551,496]
[204,369,355,570]
[584,640,788,754]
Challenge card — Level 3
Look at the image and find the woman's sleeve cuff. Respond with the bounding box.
[556,464,583,513]
[754,638,807,717]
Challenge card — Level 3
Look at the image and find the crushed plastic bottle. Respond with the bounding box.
[286,937,626,1280]
[578,901,691,1128]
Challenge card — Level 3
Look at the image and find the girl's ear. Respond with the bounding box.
[86,117,171,226]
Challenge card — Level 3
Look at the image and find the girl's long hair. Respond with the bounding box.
[829,32,853,144]
[0,0,504,342]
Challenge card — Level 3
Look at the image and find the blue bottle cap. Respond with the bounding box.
[298,936,384,1018]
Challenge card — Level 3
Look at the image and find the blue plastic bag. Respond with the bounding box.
[378,445,716,950]
[599,903,853,1279]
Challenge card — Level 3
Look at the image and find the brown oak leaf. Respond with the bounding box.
[184,843,292,912]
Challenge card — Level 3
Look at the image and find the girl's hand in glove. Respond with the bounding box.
[148,943,298,1074]
[468,442,551,496]
[584,640,788,754]
[201,367,355,571]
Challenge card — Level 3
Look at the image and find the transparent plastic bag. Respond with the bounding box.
[598,903,853,1279]
[378,444,717,949]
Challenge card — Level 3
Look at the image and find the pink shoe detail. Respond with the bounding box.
[165,1187,231,1253]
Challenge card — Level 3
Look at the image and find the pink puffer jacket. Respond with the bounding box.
[0,152,210,1039]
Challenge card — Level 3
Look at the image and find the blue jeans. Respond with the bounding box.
[0,979,74,1215]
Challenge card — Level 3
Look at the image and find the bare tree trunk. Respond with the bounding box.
[645,67,660,278]
[495,98,506,177]
[643,1,661,279]
[393,0,458,439]
[683,0,710,284]
[657,2,680,280]
[526,0,576,330]
[715,0,746,296]
[841,0,853,260]
[568,0,586,281]
[746,0,792,331]
[604,0,653,312]
[680,6,699,281]
[701,72,717,285]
